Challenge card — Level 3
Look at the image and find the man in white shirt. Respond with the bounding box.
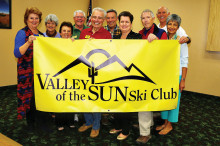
[156,6,191,44]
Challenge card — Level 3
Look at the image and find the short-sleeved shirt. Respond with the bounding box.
[72,24,90,39]
[79,27,112,39]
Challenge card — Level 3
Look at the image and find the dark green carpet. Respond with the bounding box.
[0,85,219,145]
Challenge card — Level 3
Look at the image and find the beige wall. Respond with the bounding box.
[0,0,89,86]
[1,0,220,97]
[93,0,220,97]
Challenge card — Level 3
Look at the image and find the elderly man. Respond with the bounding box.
[139,9,167,42]
[79,8,111,39]
[104,9,121,38]
[78,7,111,138]
[72,10,89,39]
[156,6,191,44]
[137,9,167,144]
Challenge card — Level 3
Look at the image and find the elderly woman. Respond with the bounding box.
[109,11,142,140]
[14,7,44,127]
[59,21,73,38]
[156,14,188,135]
[44,14,60,38]
[54,21,75,131]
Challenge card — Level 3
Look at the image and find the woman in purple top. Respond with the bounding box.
[43,14,60,38]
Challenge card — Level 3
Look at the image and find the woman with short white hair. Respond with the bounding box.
[44,14,60,37]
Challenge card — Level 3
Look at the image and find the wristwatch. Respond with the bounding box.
[187,36,191,44]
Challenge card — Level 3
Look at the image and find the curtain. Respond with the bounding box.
[206,0,220,51]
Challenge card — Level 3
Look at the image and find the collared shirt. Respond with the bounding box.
[139,23,167,40]
[104,25,121,38]
[72,24,90,39]
[79,27,112,39]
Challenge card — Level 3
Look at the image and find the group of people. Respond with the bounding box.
[14,6,189,144]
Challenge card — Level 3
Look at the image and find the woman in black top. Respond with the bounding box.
[113,12,142,40]
[110,11,141,140]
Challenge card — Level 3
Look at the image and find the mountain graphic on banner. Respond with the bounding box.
[53,49,156,85]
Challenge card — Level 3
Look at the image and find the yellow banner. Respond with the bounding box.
[34,37,180,112]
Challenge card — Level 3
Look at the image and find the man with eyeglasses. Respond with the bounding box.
[72,10,89,39]
[78,7,111,138]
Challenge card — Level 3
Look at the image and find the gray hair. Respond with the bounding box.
[157,6,170,14]
[92,7,106,17]
[141,9,154,18]
[106,9,117,16]
[73,10,86,17]
[166,14,181,27]
[45,14,59,26]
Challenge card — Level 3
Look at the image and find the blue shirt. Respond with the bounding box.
[14,30,42,58]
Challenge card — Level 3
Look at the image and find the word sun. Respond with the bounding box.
[36,74,177,101]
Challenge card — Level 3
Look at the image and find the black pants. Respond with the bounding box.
[26,94,36,127]
[26,94,51,131]
[55,113,75,127]
[114,113,131,135]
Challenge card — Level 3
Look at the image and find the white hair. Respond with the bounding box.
[45,14,59,26]
[73,10,86,17]
[92,7,106,17]
[141,9,155,18]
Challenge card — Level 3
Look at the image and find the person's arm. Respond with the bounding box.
[147,31,167,42]
[14,30,25,58]
[19,35,36,55]
[179,43,189,92]
[180,67,187,92]
[147,33,158,42]
[177,26,191,44]
[14,30,36,58]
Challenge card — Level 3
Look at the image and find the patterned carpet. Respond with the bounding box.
[0,85,219,145]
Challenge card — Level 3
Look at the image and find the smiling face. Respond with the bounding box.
[74,12,85,27]
[91,10,105,30]
[106,12,117,29]
[46,20,56,32]
[157,7,170,24]
[141,12,155,30]
[60,26,72,38]
[119,16,132,33]
[167,20,179,36]
[27,13,40,29]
